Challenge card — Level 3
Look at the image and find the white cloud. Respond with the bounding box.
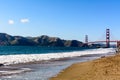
[20,18,29,23]
[8,20,14,25]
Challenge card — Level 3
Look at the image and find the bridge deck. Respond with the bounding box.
[88,40,120,43]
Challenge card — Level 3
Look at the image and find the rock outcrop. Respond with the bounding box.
[0,33,14,45]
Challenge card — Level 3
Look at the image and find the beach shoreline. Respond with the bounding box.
[0,54,98,77]
[0,48,115,80]
[0,52,109,79]
[50,53,120,80]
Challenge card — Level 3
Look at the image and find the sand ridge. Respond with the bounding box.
[50,54,120,80]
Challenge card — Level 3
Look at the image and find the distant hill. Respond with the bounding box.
[0,33,91,47]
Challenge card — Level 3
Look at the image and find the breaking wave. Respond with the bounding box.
[0,48,116,65]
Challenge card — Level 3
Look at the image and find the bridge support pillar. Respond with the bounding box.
[106,29,110,48]
[85,35,88,43]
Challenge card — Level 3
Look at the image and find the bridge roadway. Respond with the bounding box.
[87,40,120,43]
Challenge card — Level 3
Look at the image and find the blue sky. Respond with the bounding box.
[0,0,120,42]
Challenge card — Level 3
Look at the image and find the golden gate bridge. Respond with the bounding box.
[85,29,120,48]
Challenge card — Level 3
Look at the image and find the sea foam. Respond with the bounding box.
[0,48,115,65]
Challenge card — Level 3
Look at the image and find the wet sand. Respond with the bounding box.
[0,66,32,76]
[0,54,101,80]
[50,54,120,80]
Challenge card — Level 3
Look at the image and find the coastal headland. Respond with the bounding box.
[0,33,85,47]
[0,33,101,48]
[50,53,120,80]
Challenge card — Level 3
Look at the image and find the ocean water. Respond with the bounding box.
[0,46,95,65]
[0,46,116,80]
[0,46,90,55]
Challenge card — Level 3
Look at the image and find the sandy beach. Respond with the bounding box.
[50,53,120,80]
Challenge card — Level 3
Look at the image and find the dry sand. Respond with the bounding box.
[50,54,120,80]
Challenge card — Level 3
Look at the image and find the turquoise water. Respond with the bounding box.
[0,46,92,55]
